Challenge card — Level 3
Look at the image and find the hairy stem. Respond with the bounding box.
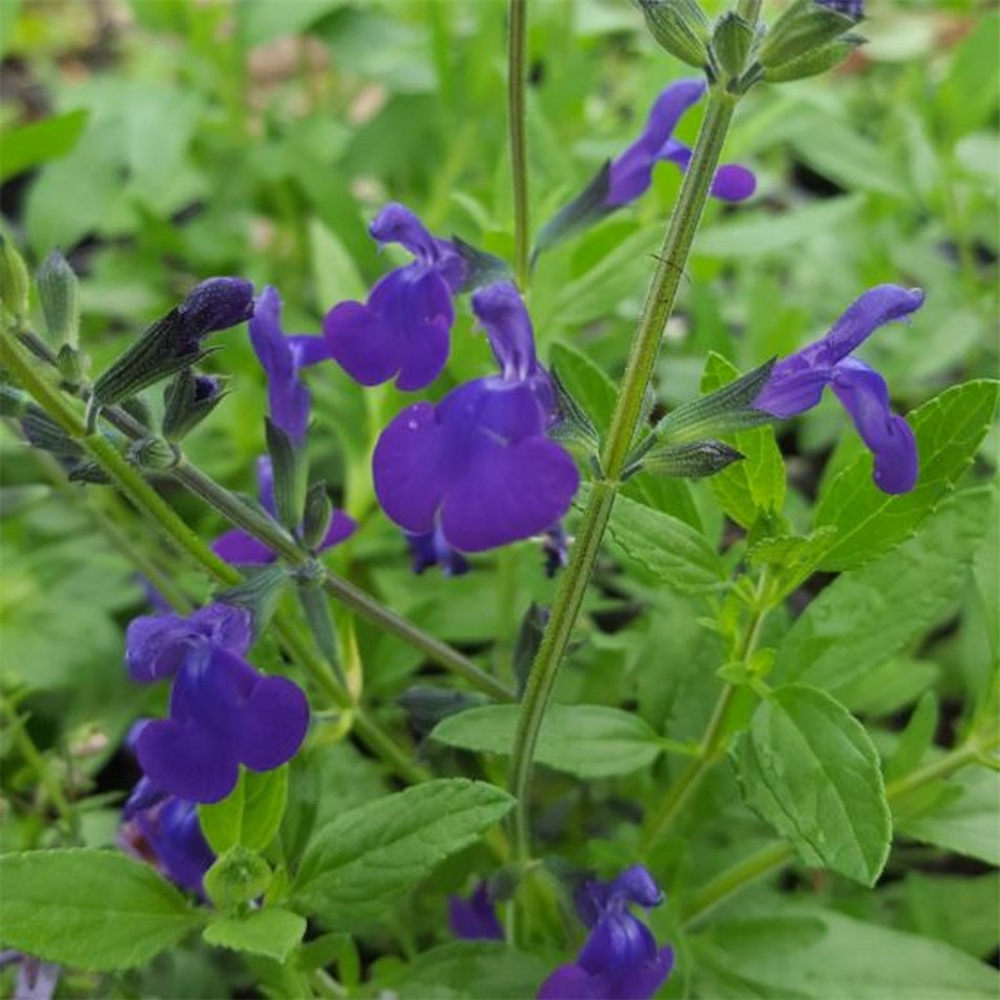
[507,74,749,869]
[507,0,530,288]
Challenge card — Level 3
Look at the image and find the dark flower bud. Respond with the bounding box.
[36,250,80,348]
[301,481,334,551]
[162,370,226,442]
[91,278,253,411]
[67,460,112,484]
[177,277,255,339]
[0,382,28,418]
[636,0,711,69]
[21,405,84,457]
[128,436,180,472]
[0,235,30,321]
[817,0,863,18]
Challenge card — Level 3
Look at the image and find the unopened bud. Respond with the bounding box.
[162,370,226,442]
[37,250,79,347]
[0,236,30,321]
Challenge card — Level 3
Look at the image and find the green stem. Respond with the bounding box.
[507,0,530,288]
[682,735,1000,926]
[507,76,748,869]
[1,697,76,831]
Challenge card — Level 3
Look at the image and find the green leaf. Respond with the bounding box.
[814,380,999,571]
[774,487,994,693]
[293,780,513,930]
[701,353,785,528]
[203,908,306,963]
[693,908,1000,999]
[885,693,939,782]
[0,110,89,182]
[899,766,999,866]
[746,527,837,600]
[549,341,618,436]
[695,195,862,258]
[605,492,727,594]
[431,704,663,778]
[0,850,201,971]
[199,766,288,854]
[236,0,346,47]
[736,685,891,885]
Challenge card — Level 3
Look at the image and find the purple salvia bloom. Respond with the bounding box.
[322,203,466,391]
[449,882,504,941]
[125,602,252,683]
[212,456,356,565]
[134,645,309,803]
[407,527,470,577]
[538,865,673,1000]
[120,779,215,893]
[373,283,578,553]
[249,286,312,447]
[606,79,756,208]
[817,0,863,17]
[177,277,255,345]
[0,955,60,1000]
[753,285,923,494]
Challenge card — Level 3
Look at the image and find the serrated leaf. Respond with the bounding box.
[815,380,999,571]
[431,704,663,778]
[736,685,891,885]
[774,487,993,693]
[0,850,201,971]
[203,907,306,963]
[701,353,785,528]
[293,780,513,930]
[605,492,727,594]
[747,527,837,599]
[199,766,288,854]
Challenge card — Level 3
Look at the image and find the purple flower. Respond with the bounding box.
[0,953,60,1000]
[538,866,673,1000]
[212,456,356,565]
[125,601,252,683]
[134,643,309,803]
[817,0,863,17]
[449,882,504,941]
[372,283,579,553]
[753,285,924,494]
[323,203,467,391]
[120,778,214,893]
[408,527,470,577]
[177,277,255,345]
[606,79,756,208]
[249,286,312,447]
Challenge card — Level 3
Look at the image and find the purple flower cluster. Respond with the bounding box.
[373,282,579,552]
[539,866,674,1000]
[754,284,923,494]
[126,602,308,803]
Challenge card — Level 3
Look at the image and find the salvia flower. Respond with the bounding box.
[753,284,923,494]
[538,865,673,1000]
[605,79,756,207]
[212,456,356,565]
[373,282,579,553]
[177,277,256,340]
[407,527,470,577]
[0,952,60,1000]
[817,0,863,17]
[119,778,214,893]
[127,602,309,803]
[449,882,504,941]
[323,203,467,391]
[249,286,312,447]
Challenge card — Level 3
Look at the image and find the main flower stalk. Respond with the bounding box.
[507,80,749,866]
[508,0,530,288]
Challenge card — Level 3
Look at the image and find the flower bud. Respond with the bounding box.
[636,0,711,70]
[0,382,28,418]
[128,436,179,471]
[301,480,334,551]
[162,370,226,442]
[203,846,272,910]
[712,11,755,82]
[177,277,255,337]
[36,250,79,348]
[265,417,308,531]
[0,235,30,321]
[21,405,83,457]
[641,439,744,478]
[57,344,87,388]
[758,0,860,76]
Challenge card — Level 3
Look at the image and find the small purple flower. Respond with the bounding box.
[249,286,312,447]
[449,882,504,941]
[372,283,579,553]
[606,79,756,208]
[134,643,309,803]
[212,456,356,565]
[177,277,255,345]
[323,203,466,391]
[120,778,215,893]
[0,953,60,1000]
[538,865,673,1000]
[408,527,470,577]
[817,0,863,17]
[542,524,569,577]
[125,601,252,683]
[753,285,924,494]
